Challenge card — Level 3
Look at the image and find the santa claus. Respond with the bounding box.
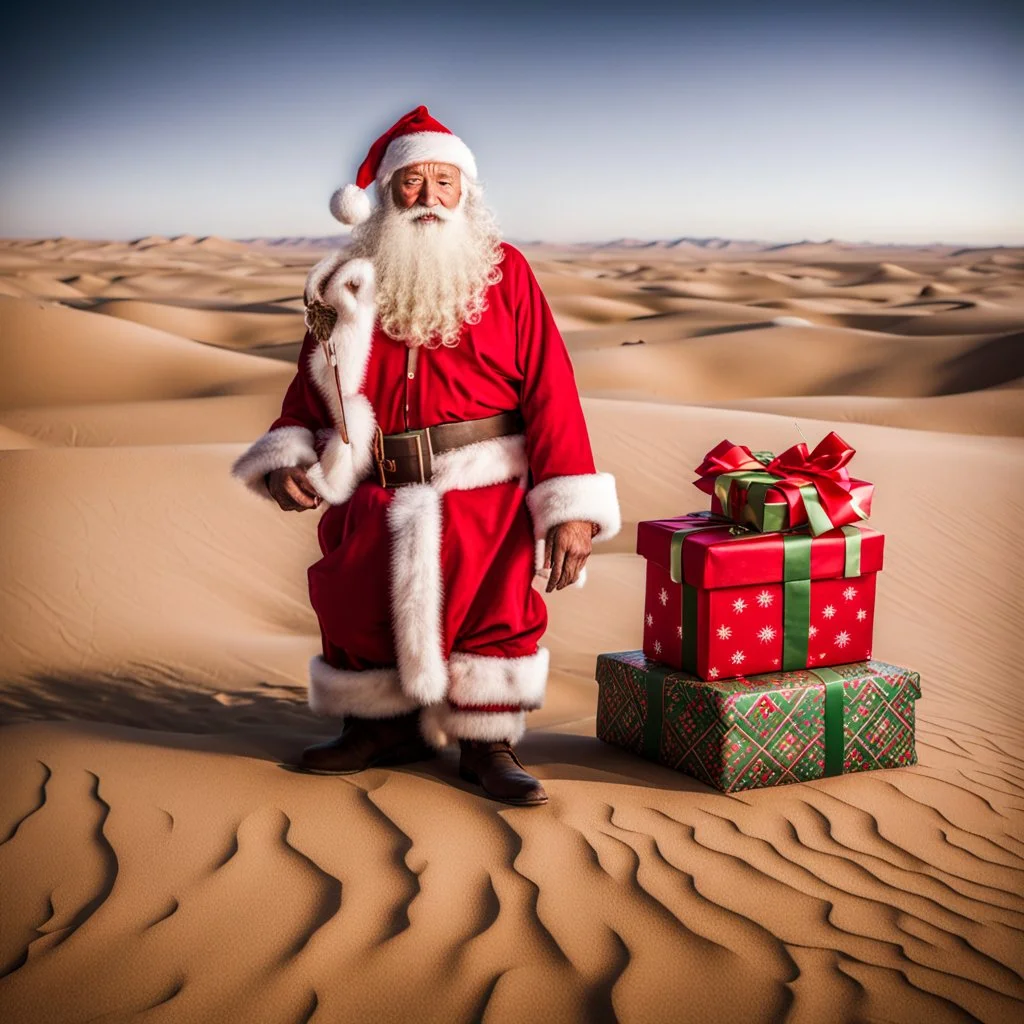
[231,105,621,805]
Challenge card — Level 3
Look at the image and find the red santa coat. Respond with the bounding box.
[231,242,620,748]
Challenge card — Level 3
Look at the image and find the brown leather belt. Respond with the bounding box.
[372,410,525,487]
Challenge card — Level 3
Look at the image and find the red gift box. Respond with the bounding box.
[636,512,884,681]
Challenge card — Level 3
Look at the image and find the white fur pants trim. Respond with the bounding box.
[447,647,549,709]
[308,655,421,718]
[418,704,527,749]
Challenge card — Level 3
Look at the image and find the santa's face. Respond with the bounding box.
[349,164,503,349]
[390,161,463,218]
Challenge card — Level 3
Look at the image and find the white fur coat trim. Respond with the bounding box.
[386,483,448,706]
[307,655,421,718]
[304,249,349,305]
[230,425,317,500]
[447,647,549,709]
[418,703,526,749]
[430,432,528,495]
[306,257,377,412]
[384,431,531,708]
[301,256,380,505]
[306,395,378,506]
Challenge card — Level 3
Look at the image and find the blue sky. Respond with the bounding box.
[1,0,1021,243]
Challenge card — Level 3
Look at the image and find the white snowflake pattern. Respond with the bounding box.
[653,639,663,654]
[646,612,653,628]
[676,624,683,638]
[731,650,746,665]
[818,653,827,660]
[732,597,748,613]
[843,586,857,601]
[772,658,780,666]
[716,624,732,640]
[822,604,836,620]
[756,590,773,608]
[808,625,818,638]
[856,609,867,622]
[658,587,669,606]
[757,625,777,644]
[835,631,851,648]
[708,667,719,679]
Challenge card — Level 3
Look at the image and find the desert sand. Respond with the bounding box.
[1,235,1023,1023]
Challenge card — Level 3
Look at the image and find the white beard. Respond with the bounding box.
[347,181,505,348]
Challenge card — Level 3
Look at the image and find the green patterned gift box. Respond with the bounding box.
[595,650,920,792]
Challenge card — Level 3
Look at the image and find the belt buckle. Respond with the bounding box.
[403,427,432,485]
[375,427,433,487]
[373,425,396,487]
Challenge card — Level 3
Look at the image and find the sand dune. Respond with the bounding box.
[84,299,304,349]
[1,237,1022,1023]
[0,296,290,409]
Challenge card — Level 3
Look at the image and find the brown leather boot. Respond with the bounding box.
[458,739,549,806]
[290,710,436,775]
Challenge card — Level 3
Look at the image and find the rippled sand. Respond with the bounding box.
[1,236,1022,1022]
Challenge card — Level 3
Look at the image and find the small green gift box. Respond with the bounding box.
[595,650,920,792]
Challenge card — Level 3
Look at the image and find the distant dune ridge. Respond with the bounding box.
[1,235,1023,1023]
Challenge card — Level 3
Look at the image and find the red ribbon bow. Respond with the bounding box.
[694,432,863,532]
[692,441,766,494]
[765,432,857,526]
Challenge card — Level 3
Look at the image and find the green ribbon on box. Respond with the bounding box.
[782,533,812,670]
[670,517,863,673]
[638,659,847,777]
[713,472,835,536]
[668,512,752,584]
[840,524,862,577]
[639,660,675,760]
[807,666,846,777]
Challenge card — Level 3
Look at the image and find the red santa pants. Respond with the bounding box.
[307,476,550,748]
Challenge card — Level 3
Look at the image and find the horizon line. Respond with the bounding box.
[2,233,1022,250]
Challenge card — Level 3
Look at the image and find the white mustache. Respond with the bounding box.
[399,204,456,223]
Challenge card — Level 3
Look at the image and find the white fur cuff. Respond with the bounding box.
[448,647,549,710]
[526,472,622,542]
[230,426,317,501]
[308,656,421,718]
[418,703,527,749]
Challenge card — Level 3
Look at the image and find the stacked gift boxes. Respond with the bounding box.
[595,432,922,793]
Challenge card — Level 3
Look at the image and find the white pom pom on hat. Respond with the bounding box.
[329,184,372,227]
[330,105,478,227]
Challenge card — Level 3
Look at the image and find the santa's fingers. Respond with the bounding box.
[284,476,318,509]
[293,472,321,502]
[546,543,567,593]
[543,528,554,570]
[556,551,585,590]
[278,486,307,511]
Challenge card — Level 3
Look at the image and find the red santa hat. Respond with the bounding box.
[329,105,478,227]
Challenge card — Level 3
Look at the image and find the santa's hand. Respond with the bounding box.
[266,466,322,511]
[544,520,594,592]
